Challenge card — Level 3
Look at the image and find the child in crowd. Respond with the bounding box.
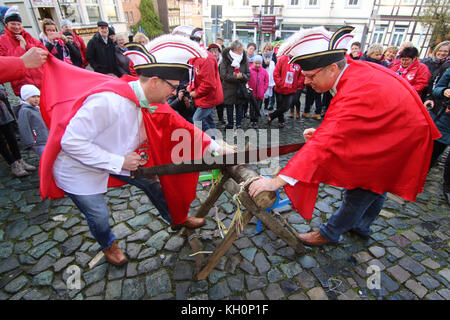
[248,55,269,128]
[0,84,36,177]
[262,45,276,112]
[18,84,48,156]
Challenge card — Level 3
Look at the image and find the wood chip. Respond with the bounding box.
[52,215,68,222]
[88,251,105,269]
[387,193,405,205]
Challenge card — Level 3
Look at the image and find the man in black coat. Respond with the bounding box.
[86,21,119,76]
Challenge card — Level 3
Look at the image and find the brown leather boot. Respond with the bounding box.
[170,217,205,230]
[296,230,332,246]
[103,240,127,266]
[289,108,294,118]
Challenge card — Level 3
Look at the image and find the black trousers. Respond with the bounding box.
[0,122,21,165]
[250,98,263,123]
[216,104,225,122]
[270,92,296,123]
[304,86,323,114]
[291,89,302,113]
[444,150,450,192]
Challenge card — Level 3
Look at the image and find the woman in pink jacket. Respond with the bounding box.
[248,55,269,128]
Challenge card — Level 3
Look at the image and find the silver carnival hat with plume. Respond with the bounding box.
[278,26,355,71]
[123,34,207,81]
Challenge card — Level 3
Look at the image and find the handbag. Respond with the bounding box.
[237,83,251,100]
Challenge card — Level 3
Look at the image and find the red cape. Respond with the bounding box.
[280,59,441,220]
[39,56,210,224]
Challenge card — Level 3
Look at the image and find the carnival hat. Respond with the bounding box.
[124,34,208,81]
[171,25,203,42]
[207,43,221,52]
[278,26,354,71]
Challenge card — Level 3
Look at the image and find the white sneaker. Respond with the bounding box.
[11,161,30,177]
[18,158,36,171]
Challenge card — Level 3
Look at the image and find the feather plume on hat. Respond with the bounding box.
[124,34,207,81]
[277,26,354,71]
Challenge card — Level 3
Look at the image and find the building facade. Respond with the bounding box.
[122,0,141,30]
[1,0,127,42]
[203,0,436,57]
[167,0,203,30]
[366,0,436,57]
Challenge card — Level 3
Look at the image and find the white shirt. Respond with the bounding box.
[278,64,349,186]
[53,80,220,195]
[53,81,146,195]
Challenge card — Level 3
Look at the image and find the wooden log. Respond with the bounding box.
[196,178,253,280]
[238,191,305,254]
[225,164,276,209]
[194,171,230,219]
[185,229,206,273]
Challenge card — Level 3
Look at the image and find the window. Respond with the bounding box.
[104,0,118,23]
[390,27,406,46]
[306,0,319,8]
[60,0,82,24]
[290,0,299,5]
[346,0,359,6]
[85,0,101,23]
[243,0,250,6]
[371,27,385,44]
[128,11,134,24]
[124,11,128,23]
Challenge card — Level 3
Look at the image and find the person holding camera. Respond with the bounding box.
[40,19,78,66]
[168,82,196,123]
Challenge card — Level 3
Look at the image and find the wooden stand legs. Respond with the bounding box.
[183,166,305,281]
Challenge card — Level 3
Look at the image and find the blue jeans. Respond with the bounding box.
[319,188,387,243]
[225,103,244,128]
[67,175,171,249]
[193,106,217,138]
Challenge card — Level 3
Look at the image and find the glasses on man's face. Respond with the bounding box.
[302,68,324,81]
[159,78,178,91]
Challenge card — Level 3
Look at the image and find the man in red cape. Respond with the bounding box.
[249,26,441,246]
[40,35,232,265]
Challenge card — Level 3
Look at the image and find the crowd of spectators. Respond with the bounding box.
[0,5,448,202]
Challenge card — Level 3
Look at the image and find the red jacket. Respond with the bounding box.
[0,28,46,95]
[71,32,88,68]
[273,55,303,95]
[280,59,441,220]
[390,59,431,96]
[189,51,223,108]
[0,56,26,83]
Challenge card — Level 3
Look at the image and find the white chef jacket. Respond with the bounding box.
[53,80,220,195]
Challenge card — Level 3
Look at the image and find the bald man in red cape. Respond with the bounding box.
[250,57,441,246]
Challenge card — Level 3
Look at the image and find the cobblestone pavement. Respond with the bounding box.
[0,107,449,301]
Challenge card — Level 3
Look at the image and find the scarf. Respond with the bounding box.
[229,50,243,68]
[41,34,72,64]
